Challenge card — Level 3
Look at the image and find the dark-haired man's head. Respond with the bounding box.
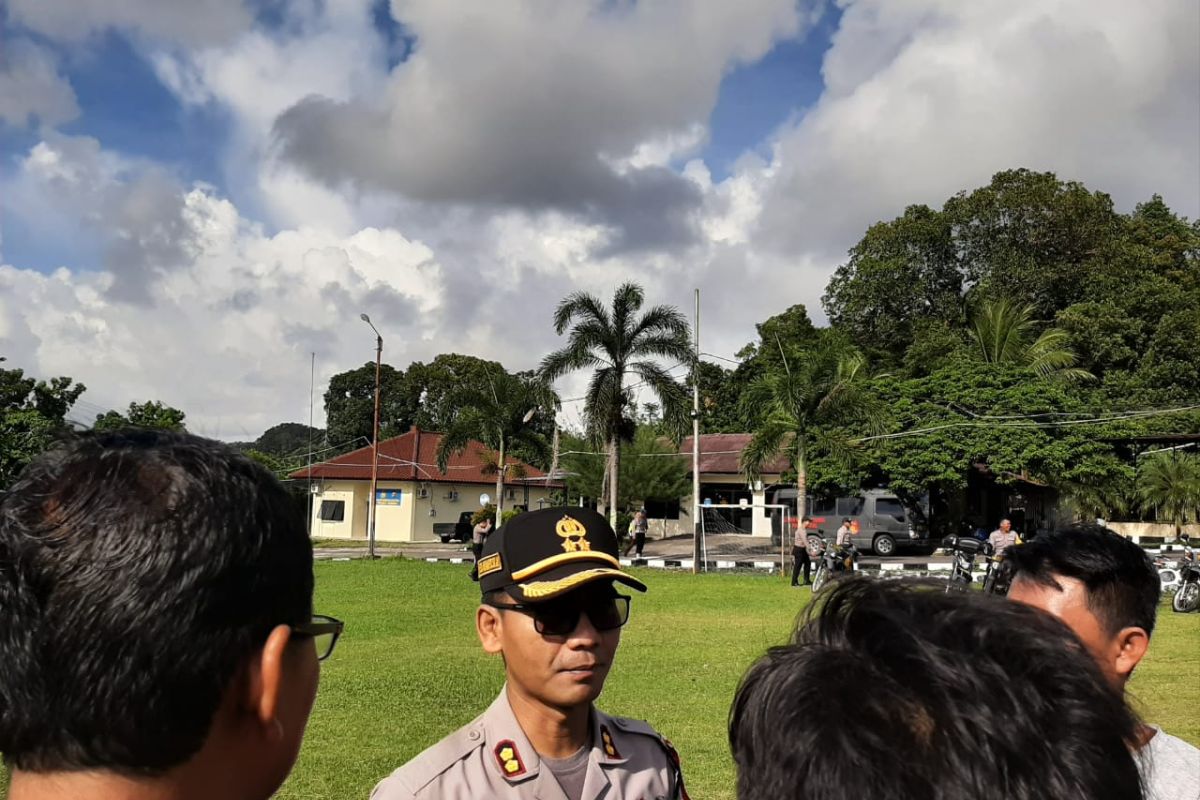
[1006,523,1159,688]
[0,430,322,800]
[729,579,1143,800]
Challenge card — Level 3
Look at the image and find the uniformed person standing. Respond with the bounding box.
[372,506,689,800]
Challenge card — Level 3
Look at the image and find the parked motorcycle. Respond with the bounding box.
[1172,535,1199,613]
[810,538,858,593]
[942,535,989,593]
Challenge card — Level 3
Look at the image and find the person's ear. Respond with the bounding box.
[245,624,293,741]
[1113,626,1150,679]
[477,604,504,655]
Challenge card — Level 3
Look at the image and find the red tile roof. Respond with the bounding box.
[677,433,791,475]
[289,427,560,486]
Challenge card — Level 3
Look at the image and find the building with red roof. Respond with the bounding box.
[290,427,561,542]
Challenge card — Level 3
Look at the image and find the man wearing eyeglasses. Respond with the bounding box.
[0,430,344,800]
[373,506,688,800]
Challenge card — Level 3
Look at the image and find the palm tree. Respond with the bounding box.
[1138,452,1200,540]
[969,298,1093,382]
[740,335,883,529]
[435,370,559,519]
[540,283,692,530]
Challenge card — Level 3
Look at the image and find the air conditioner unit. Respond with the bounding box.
[309,484,320,494]
[416,488,430,499]
[444,490,459,501]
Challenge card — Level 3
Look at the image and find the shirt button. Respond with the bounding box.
[468,729,481,741]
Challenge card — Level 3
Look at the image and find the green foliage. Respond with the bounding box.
[244,448,288,474]
[740,331,885,520]
[323,362,412,447]
[254,422,324,457]
[93,400,187,432]
[866,361,1121,496]
[1138,453,1200,538]
[0,366,86,487]
[540,282,693,525]
[471,504,496,526]
[562,427,690,513]
[967,299,1093,383]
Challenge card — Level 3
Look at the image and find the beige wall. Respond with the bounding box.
[653,473,783,538]
[1107,521,1200,541]
[310,480,559,543]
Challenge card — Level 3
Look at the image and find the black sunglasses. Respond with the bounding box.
[486,595,631,637]
[292,614,344,661]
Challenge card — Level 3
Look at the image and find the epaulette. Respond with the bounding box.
[370,719,486,798]
[607,716,692,800]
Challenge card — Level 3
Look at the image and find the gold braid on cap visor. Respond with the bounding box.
[518,568,631,599]
[509,550,621,581]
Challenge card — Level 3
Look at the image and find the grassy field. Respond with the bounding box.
[276,559,1199,800]
[3,559,1197,798]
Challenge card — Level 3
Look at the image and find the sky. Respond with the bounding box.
[1,0,1197,440]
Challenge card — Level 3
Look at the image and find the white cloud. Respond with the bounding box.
[752,0,1200,260]
[6,0,253,46]
[0,39,79,129]
[271,0,807,252]
[1,164,445,438]
[5,0,1198,438]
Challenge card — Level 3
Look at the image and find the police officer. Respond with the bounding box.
[372,506,688,800]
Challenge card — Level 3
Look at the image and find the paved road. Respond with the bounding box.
[314,535,955,565]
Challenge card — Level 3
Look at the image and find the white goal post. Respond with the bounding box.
[698,502,796,574]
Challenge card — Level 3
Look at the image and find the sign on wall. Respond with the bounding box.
[376,489,403,506]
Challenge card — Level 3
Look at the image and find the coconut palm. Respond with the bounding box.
[969,298,1093,382]
[435,370,559,518]
[1138,452,1200,540]
[740,335,884,531]
[540,283,692,530]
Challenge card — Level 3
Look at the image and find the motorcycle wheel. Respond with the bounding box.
[1173,582,1200,613]
[811,566,828,593]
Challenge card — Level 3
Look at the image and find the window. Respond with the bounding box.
[318,500,345,522]
[812,496,837,516]
[836,496,864,517]
[645,499,681,519]
[875,498,906,522]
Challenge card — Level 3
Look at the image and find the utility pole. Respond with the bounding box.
[692,288,702,574]
[307,352,315,536]
[361,314,383,559]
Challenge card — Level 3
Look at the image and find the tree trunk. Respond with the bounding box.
[795,437,807,534]
[609,436,620,532]
[496,436,506,523]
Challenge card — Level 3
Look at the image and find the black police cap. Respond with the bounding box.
[477,506,647,601]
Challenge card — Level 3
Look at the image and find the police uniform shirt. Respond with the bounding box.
[372,687,686,800]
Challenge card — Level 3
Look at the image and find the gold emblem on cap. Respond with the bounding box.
[556,515,591,553]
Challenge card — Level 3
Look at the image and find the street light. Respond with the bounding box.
[361,313,383,559]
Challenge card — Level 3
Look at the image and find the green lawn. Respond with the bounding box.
[276,559,1200,800]
[3,559,1197,798]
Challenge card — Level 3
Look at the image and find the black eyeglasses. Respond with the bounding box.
[292,614,344,661]
[487,595,631,637]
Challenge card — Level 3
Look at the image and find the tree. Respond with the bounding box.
[94,400,187,432]
[967,299,1093,383]
[1138,452,1200,540]
[562,426,690,513]
[409,354,509,431]
[540,283,693,530]
[323,362,414,447]
[740,332,884,528]
[435,370,559,516]
[254,422,324,458]
[823,204,962,366]
[0,365,86,488]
